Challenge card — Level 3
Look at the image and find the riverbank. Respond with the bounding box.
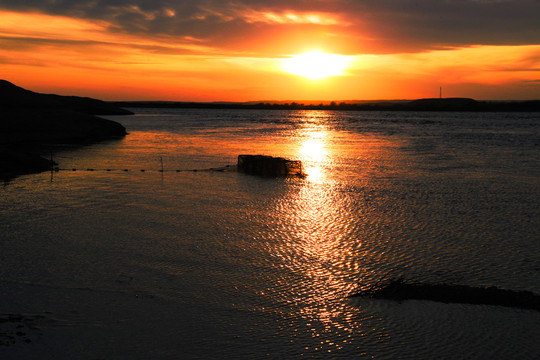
[0,81,130,180]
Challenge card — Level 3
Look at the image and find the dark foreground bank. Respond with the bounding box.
[0,80,130,180]
[350,279,540,310]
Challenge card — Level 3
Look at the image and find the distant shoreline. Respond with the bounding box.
[113,98,540,112]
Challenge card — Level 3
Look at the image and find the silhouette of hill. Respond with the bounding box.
[0,80,132,115]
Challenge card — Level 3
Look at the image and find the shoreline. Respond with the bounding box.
[113,98,540,112]
[0,81,130,181]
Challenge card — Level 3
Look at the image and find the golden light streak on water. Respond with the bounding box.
[299,137,327,181]
[294,112,332,182]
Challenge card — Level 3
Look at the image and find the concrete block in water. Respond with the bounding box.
[237,155,305,178]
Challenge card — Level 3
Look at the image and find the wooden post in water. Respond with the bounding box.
[50,151,54,182]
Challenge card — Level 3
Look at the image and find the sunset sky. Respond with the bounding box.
[1,0,539,101]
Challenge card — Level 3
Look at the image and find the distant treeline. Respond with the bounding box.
[112,98,540,112]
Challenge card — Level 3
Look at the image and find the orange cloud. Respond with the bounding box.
[0,10,108,40]
[1,10,539,101]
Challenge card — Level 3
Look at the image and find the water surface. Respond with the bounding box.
[1,109,539,359]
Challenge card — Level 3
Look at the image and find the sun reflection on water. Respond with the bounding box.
[300,137,327,181]
[295,112,333,183]
[275,110,416,346]
[119,110,400,346]
[269,111,364,341]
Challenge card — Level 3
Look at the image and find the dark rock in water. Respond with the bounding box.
[350,278,540,310]
[237,155,305,178]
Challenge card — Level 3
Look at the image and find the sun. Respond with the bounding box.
[281,50,351,80]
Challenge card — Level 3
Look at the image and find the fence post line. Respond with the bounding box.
[160,156,164,180]
[50,151,54,182]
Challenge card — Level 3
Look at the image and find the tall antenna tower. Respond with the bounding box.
[440,87,442,99]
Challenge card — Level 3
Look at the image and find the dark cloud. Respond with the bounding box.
[0,0,538,53]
